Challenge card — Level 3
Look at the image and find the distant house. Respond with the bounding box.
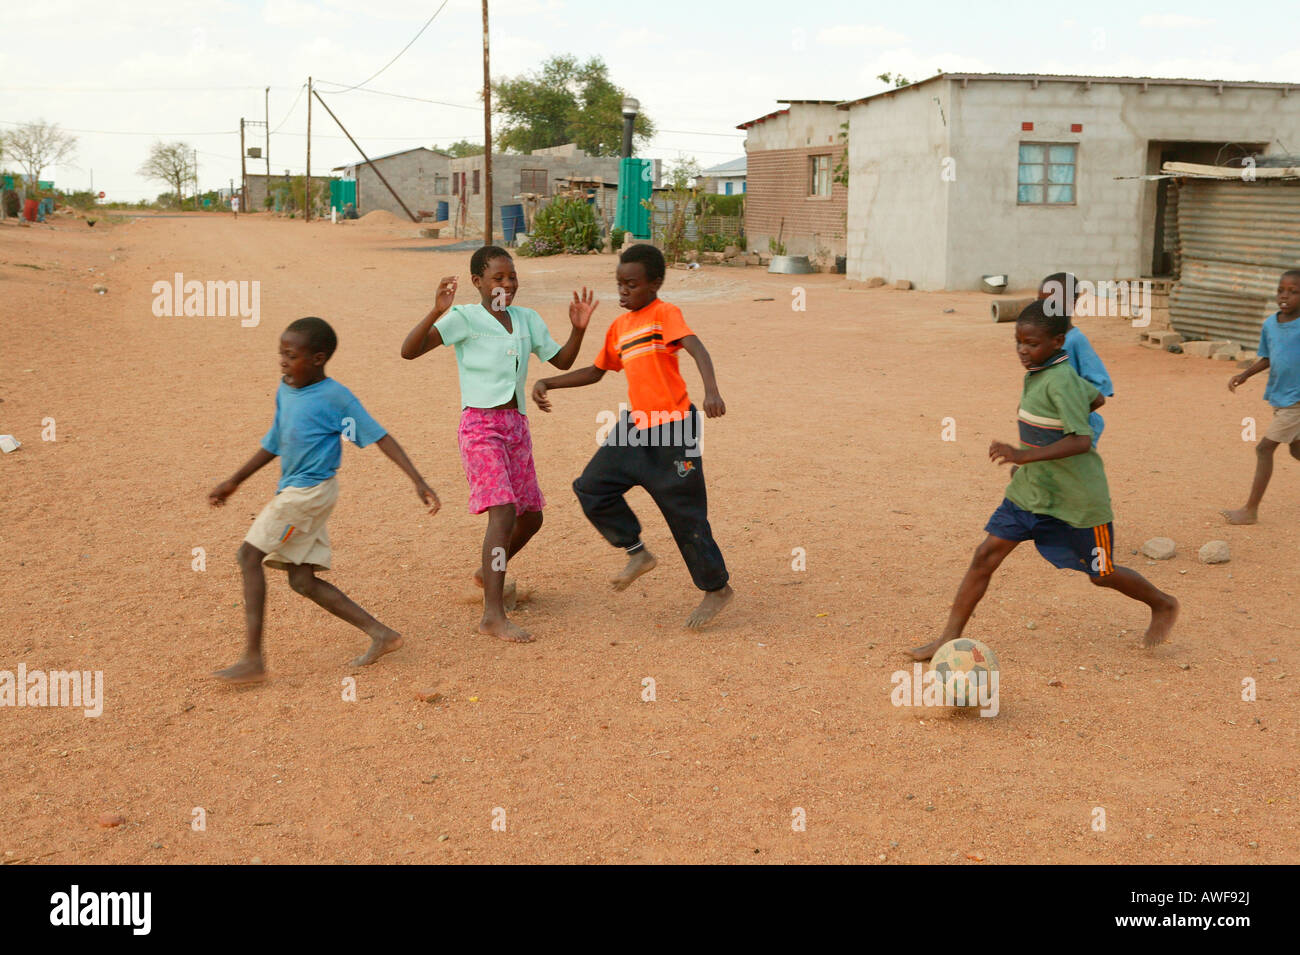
[244,172,334,213]
[839,72,1300,290]
[447,144,626,235]
[699,157,746,195]
[739,100,847,258]
[332,146,452,219]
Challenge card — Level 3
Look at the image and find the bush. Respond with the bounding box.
[516,236,563,257]
[696,193,744,217]
[520,195,600,256]
[610,227,626,252]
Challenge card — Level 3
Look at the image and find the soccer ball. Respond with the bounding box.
[929,638,1000,707]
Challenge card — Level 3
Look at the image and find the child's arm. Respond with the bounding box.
[532,364,606,412]
[374,434,440,514]
[548,288,597,370]
[678,335,725,418]
[1090,394,1105,412]
[209,448,277,506]
[990,433,1091,467]
[1229,358,1270,392]
[400,276,457,360]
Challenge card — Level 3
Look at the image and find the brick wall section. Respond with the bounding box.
[744,145,847,257]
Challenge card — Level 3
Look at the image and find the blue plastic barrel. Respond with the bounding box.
[436,200,449,222]
[501,203,525,242]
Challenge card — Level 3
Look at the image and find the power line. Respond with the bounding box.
[270,83,307,134]
[0,119,233,136]
[314,81,479,111]
[0,85,301,93]
[321,0,451,94]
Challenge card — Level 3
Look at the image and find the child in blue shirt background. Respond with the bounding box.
[1222,269,1300,525]
[1039,272,1114,446]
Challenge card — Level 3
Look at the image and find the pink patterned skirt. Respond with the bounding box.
[457,407,546,515]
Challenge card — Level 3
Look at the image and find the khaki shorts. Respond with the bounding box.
[1265,403,1300,444]
[244,477,339,570]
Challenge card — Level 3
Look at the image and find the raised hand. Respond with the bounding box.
[569,287,599,329]
[435,276,458,313]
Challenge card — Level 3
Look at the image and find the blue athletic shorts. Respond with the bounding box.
[985,498,1115,578]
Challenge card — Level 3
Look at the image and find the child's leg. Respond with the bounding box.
[472,509,543,587]
[214,542,271,683]
[1223,438,1280,524]
[478,504,532,643]
[640,442,732,629]
[285,563,403,666]
[573,441,657,590]
[908,535,1019,661]
[1089,567,1179,648]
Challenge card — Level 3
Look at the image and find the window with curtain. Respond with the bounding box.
[1018,143,1076,204]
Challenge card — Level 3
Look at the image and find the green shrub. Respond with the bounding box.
[696,193,744,217]
[523,195,600,255]
[610,227,626,252]
[768,237,787,256]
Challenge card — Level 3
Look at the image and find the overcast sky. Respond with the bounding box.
[2,0,1297,200]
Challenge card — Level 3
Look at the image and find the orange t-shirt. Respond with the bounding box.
[594,298,694,426]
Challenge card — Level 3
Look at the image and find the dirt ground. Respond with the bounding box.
[0,210,1295,865]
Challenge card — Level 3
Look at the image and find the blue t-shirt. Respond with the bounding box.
[1064,326,1113,443]
[1257,312,1300,408]
[261,378,387,492]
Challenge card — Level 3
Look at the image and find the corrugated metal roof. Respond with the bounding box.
[701,157,747,176]
[1171,179,1300,344]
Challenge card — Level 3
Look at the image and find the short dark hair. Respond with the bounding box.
[471,245,512,276]
[1039,272,1080,319]
[284,316,337,359]
[620,243,665,283]
[1280,268,1300,284]
[1017,299,1069,338]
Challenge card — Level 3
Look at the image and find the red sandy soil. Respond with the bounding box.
[0,210,1295,864]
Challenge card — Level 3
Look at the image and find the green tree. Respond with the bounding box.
[433,139,484,158]
[493,54,654,156]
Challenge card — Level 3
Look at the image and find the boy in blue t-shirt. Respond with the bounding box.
[1039,272,1114,445]
[208,317,440,684]
[1222,269,1300,524]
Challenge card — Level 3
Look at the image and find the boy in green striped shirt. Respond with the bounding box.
[909,300,1178,661]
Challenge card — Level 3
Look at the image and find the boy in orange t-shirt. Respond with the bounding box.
[533,244,734,629]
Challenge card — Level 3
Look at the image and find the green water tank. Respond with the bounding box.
[615,158,652,239]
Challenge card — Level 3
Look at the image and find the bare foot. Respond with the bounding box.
[611,549,658,591]
[1220,507,1257,525]
[906,638,947,662]
[352,628,403,666]
[213,656,266,685]
[685,584,734,630]
[471,570,518,611]
[1141,596,1179,648]
[479,617,534,643]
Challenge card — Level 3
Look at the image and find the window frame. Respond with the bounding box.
[1016,141,1078,207]
[519,168,549,196]
[808,154,832,198]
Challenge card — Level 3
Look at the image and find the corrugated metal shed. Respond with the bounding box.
[1171,179,1300,345]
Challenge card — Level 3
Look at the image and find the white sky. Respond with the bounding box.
[2,0,1297,200]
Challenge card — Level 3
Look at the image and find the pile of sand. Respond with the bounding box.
[354,209,405,228]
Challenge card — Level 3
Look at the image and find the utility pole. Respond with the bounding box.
[482,0,492,245]
[264,87,271,182]
[240,118,247,212]
[305,76,312,222]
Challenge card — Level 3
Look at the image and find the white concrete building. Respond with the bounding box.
[841,73,1300,291]
[699,157,747,195]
